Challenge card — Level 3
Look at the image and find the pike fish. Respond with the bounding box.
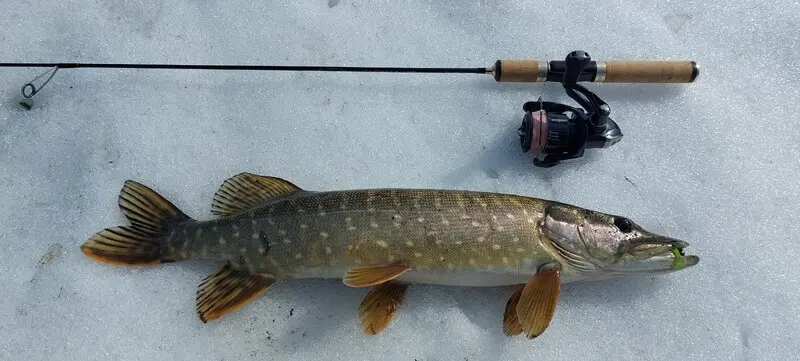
[81,173,699,338]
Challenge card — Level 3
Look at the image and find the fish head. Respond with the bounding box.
[540,202,699,278]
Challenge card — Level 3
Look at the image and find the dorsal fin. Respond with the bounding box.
[211,173,302,217]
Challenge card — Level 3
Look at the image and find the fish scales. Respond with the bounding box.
[166,189,552,287]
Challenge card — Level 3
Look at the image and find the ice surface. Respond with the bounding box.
[1,1,799,360]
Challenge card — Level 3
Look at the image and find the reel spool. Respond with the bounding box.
[518,50,624,167]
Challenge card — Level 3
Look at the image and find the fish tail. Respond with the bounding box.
[81,180,192,265]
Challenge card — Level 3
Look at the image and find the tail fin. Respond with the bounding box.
[81,180,191,265]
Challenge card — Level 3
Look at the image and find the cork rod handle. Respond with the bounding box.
[492,59,699,83]
[602,60,698,83]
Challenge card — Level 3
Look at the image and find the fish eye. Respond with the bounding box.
[613,217,633,233]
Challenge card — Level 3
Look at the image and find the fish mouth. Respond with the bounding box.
[624,238,699,272]
[669,242,700,270]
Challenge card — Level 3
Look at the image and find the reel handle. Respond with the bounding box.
[492,59,698,83]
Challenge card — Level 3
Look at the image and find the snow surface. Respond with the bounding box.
[1,1,799,360]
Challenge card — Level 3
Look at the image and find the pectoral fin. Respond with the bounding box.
[343,264,411,287]
[196,262,276,322]
[515,263,561,339]
[503,285,524,336]
[358,280,409,335]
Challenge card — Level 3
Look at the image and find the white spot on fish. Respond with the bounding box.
[318,210,327,216]
[414,202,421,209]
[233,232,240,238]
[461,214,471,220]
[298,208,306,214]
[517,248,526,253]
[492,244,501,250]
[300,224,308,229]
[414,252,422,258]
[368,207,376,213]
[434,239,442,245]
[507,214,516,220]
[469,259,476,265]
[527,218,535,224]
[477,236,485,243]
[455,240,462,245]
[258,247,266,255]
[471,221,481,227]
[283,238,291,244]
[232,224,239,231]
[252,233,259,239]
[512,237,520,243]
[417,217,425,223]
[295,253,303,259]
[279,230,287,236]
[348,226,358,231]
[496,226,505,232]
[325,247,332,254]
[340,203,347,210]
[212,226,219,232]
[376,240,388,248]
[441,218,450,226]
[370,221,379,228]
[240,247,248,254]
[491,215,498,221]
[219,237,227,245]
[320,232,329,239]
[434,198,442,208]
[406,241,414,247]
[438,255,446,262]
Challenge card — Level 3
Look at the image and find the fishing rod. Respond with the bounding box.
[2,50,699,167]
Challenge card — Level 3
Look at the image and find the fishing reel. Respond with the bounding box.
[518,50,623,167]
